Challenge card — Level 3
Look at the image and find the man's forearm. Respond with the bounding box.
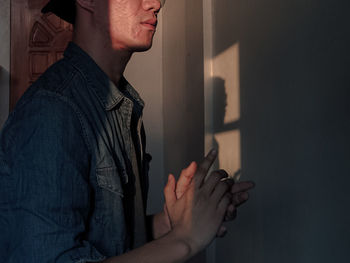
[101,230,192,263]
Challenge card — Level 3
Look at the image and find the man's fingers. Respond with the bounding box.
[194,149,217,188]
[217,192,232,217]
[211,181,232,204]
[216,225,227,237]
[201,170,228,195]
[231,181,255,194]
[232,191,250,207]
[176,161,197,199]
[164,174,177,206]
[224,204,237,221]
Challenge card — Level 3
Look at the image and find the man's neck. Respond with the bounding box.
[72,35,132,86]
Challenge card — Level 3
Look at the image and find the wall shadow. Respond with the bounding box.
[212,77,241,181]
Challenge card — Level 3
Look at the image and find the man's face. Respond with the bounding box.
[97,0,163,52]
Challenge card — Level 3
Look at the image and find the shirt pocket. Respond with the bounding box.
[96,166,124,197]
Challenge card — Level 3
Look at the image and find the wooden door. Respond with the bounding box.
[10,0,73,110]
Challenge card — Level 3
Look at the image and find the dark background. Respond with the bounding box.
[213,0,350,262]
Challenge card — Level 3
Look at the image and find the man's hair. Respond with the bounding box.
[42,0,76,24]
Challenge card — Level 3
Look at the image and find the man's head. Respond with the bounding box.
[42,0,76,24]
[43,0,165,52]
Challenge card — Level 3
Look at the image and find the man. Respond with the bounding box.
[0,0,254,262]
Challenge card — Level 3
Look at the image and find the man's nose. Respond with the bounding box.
[143,0,162,11]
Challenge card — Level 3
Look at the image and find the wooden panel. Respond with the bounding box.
[30,52,49,79]
[30,21,53,47]
[10,0,73,110]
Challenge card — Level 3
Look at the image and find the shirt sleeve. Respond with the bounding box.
[0,94,106,263]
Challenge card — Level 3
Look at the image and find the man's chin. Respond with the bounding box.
[132,41,153,52]
[110,39,153,52]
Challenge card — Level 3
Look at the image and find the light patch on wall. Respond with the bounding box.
[214,130,241,179]
[212,42,241,180]
[213,43,240,123]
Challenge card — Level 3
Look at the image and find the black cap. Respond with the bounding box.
[41,0,76,24]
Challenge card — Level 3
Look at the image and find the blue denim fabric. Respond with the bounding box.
[0,42,151,262]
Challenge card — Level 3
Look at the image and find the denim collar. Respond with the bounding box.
[64,42,144,111]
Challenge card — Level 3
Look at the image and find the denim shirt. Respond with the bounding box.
[0,42,152,262]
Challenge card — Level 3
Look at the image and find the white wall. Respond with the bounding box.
[162,0,204,178]
[0,0,10,128]
[162,0,205,262]
[124,12,164,215]
[211,0,350,262]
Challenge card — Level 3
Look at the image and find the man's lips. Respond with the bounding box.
[141,18,157,30]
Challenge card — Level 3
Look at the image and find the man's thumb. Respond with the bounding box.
[164,174,176,206]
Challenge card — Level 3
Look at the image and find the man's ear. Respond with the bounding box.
[76,0,95,13]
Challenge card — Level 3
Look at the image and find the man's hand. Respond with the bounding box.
[149,161,199,240]
[163,149,233,254]
[174,161,197,198]
[217,179,255,236]
[167,151,255,238]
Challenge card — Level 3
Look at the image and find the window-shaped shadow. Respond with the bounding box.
[212,43,241,181]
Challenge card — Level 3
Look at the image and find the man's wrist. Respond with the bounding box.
[167,227,204,260]
[149,209,172,240]
[165,229,193,260]
[100,230,194,263]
